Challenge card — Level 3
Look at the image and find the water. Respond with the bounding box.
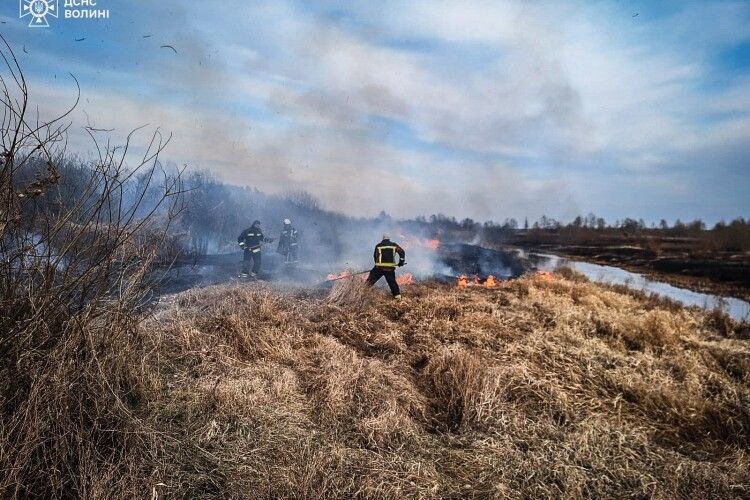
[531,252,750,322]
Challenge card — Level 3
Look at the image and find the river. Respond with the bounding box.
[530,252,750,322]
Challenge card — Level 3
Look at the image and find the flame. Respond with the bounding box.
[425,239,440,250]
[398,234,441,251]
[457,275,468,289]
[396,272,414,285]
[535,271,555,282]
[455,274,499,288]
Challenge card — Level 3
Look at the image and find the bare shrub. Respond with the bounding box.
[0,39,182,498]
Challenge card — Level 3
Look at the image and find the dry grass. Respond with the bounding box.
[326,274,369,307]
[3,270,749,498]
[116,272,750,499]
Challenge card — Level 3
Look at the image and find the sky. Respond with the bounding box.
[1,0,749,224]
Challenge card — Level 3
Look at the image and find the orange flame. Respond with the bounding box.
[396,272,414,285]
[455,274,499,288]
[398,234,441,251]
[425,239,440,250]
[535,271,555,282]
[457,275,468,289]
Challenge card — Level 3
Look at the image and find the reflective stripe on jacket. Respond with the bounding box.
[238,226,265,249]
[373,239,405,268]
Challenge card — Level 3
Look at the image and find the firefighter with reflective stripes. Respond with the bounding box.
[237,220,274,277]
[366,233,406,298]
[277,218,299,265]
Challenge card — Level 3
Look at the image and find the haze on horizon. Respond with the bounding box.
[2,0,749,225]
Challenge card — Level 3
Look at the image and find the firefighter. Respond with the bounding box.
[366,233,406,299]
[237,220,274,277]
[277,218,299,265]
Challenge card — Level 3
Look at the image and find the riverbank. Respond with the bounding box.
[517,244,750,303]
[586,256,750,303]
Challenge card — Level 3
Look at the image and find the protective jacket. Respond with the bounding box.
[373,239,406,268]
[238,224,269,251]
[277,226,299,254]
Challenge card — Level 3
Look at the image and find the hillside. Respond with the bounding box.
[124,271,748,498]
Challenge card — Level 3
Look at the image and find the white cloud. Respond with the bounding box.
[8,0,749,222]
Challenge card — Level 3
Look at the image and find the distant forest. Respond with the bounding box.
[410,213,750,253]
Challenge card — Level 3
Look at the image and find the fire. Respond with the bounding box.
[456,274,499,289]
[457,275,468,289]
[396,272,414,285]
[398,234,441,251]
[425,239,440,250]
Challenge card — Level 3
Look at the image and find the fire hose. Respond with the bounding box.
[327,270,371,281]
[315,263,407,287]
[313,269,371,287]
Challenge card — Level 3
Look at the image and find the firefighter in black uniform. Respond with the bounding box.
[366,233,406,298]
[277,218,299,265]
[237,220,274,277]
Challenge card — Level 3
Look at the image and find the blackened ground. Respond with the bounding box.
[438,243,529,279]
[151,251,315,294]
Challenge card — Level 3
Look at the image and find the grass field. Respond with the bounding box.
[3,270,749,498]
[134,270,749,498]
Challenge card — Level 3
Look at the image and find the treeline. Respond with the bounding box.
[401,213,750,252]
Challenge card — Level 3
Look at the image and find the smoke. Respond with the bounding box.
[15,0,588,224]
[27,157,526,294]
[166,167,533,294]
[169,170,456,288]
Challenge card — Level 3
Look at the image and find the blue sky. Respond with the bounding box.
[1,0,749,224]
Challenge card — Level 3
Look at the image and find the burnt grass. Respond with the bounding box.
[111,271,750,499]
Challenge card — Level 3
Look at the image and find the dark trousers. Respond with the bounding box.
[366,267,400,296]
[282,244,298,264]
[242,248,261,274]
